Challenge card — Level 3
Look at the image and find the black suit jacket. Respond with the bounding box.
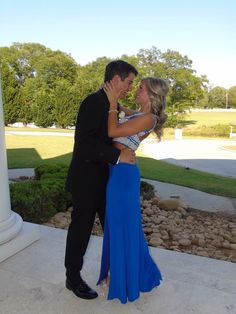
[66,89,120,195]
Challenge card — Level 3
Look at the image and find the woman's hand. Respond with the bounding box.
[103,81,121,110]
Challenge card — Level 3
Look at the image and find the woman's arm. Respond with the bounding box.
[108,111,155,137]
[104,82,155,138]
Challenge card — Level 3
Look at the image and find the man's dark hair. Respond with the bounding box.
[104,60,138,82]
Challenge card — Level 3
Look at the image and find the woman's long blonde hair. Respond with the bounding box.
[143,77,169,139]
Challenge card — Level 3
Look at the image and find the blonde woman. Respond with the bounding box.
[97,77,169,303]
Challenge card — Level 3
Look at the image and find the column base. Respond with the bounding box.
[0,221,40,263]
[0,212,23,245]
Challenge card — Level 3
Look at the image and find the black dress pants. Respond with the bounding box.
[64,163,108,283]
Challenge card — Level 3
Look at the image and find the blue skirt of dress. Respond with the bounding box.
[97,163,162,304]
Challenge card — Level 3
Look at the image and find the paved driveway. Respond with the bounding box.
[141,139,236,178]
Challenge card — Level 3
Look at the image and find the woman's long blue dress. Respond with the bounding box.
[97,162,162,304]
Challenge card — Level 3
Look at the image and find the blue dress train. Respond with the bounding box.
[97,163,162,304]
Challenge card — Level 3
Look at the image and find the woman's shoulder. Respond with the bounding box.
[135,113,157,131]
[133,112,156,121]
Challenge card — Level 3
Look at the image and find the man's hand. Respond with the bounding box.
[119,148,136,164]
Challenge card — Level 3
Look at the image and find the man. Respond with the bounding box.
[65,60,138,299]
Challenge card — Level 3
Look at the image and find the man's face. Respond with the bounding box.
[115,73,135,99]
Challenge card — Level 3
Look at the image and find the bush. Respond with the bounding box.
[140,181,155,200]
[40,171,68,181]
[10,165,71,224]
[184,124,230,137]
[11,181,56,223]
[34,164,68,180]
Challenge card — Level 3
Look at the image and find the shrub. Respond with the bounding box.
[34,164,68,180]
[184,124,230,137]
[10,172,71,224]
[40,171,68,181]
[10,181,56,223]
[140,181,155,200]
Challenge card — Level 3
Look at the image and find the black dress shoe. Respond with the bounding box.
[66,278,98,300]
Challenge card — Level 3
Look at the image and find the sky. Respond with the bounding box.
[1,0,236,89]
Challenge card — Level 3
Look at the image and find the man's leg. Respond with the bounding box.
[64,194,99,299]
[65,194,96,283]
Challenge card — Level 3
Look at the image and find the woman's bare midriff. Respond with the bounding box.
[113,142,137,163]
[113,142,131,151]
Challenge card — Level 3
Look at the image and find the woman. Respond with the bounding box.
[97,77,169,304]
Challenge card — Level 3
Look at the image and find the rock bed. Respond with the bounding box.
[45,196,236,263]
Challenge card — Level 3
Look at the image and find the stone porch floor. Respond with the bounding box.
[0,223,236,314]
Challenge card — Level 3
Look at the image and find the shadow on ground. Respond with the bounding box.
[7,148,72,168]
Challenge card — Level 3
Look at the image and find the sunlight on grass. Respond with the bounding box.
[186,111,236,126]
[5,126,74,133]
[6,134,74,160]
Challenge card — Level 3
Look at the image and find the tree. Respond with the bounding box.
[161,49,193,70]
[7,43,49,85]
[208,87,227,108]
[228,86,236,108]
[51,79,79,128]
[34,51,77,87]
[194,83,209,109]
[17,77,40,125]
[1,43,80,126]
[160,50,206,127]
[32,88,54,127]
[73,57,111,108]
[167,68,205,125]
[0,59,20,124]
[0,43,50,124]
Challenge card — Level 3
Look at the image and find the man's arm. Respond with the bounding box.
[75,94,120,164]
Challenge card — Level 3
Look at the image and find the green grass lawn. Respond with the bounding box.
[6,134,74,168]
[185,111,236,127]
[138,157,236,197]
[5,133,236,197]
[5,126,74,133]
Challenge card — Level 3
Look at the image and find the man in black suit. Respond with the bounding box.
[65,60,138,299]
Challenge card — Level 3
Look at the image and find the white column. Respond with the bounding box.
[0,73,23,244]
[0,73,40,262]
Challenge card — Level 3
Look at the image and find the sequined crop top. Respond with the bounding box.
[112,112,156,151]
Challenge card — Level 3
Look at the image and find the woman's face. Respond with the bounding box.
[135,81,150,110]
